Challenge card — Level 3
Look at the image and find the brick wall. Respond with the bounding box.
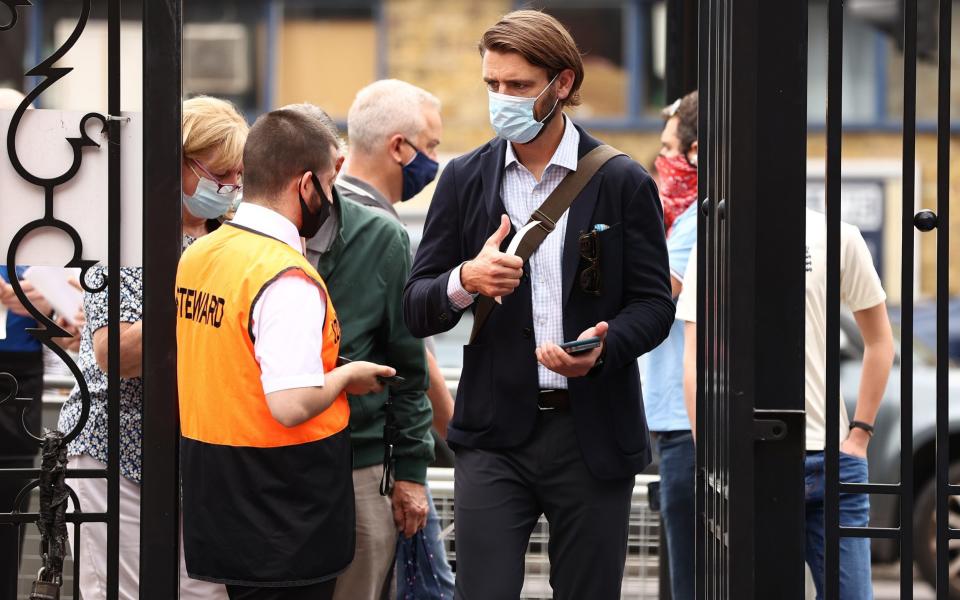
[384,0,512,152]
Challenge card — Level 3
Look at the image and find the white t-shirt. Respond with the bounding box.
[675,245,697,324]
[673,209,886,450]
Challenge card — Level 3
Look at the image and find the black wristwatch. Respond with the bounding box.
[849,420,874,437]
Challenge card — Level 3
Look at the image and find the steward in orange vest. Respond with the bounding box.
[177,108,394,600]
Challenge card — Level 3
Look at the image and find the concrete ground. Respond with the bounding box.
[11,546,941,599]
[872,563,936,600]
[9,370,947,599]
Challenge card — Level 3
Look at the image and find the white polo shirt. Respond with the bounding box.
[674,209,886,450]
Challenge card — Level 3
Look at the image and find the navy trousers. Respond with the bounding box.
[452,410,635,600]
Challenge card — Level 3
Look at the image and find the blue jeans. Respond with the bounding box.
[805,452,872,600]
[655,430,696,600]
[396,487,455,598]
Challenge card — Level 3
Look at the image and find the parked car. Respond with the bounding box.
[838,313,960,596]
[889,299,960,362]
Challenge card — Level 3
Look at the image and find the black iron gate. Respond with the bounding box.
[821,0,953,598]
[696,0,808,598]
[698,0,956,598]
[0,1,182,598]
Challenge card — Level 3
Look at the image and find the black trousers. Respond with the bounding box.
[0,351,43,600]
[226,580,336,600]
[452,410,635,600]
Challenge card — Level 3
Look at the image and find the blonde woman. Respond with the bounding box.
[59,96,248,600]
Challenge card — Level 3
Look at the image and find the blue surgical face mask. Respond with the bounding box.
[487,75,559,144]
[182,175,237,219]
[400,140,439,201]
[229,191,243,214]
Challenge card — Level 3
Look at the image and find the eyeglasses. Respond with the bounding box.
[189,159,242,196]
[579,230,601,295]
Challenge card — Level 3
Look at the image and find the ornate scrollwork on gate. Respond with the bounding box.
[1,0,104,442]
[0,0,119,596]
[0,1,33,33]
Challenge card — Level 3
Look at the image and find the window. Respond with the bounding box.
[525,0,666,126]
[276,1,379,120]
[31,0,144,110]
[808,1,882,124]
[885,1,960,123]
[808,0,960,127]
[183,0,262,115]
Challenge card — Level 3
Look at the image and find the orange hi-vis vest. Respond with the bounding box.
[176,222,354,586]
[177,222,348,447]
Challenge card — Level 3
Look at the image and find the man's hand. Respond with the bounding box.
[1,280,52,318]
[840,427,870,459]
[391,480,428,539]
[536,321,608,379]
[342,361,395,396]
[460,214,523,298]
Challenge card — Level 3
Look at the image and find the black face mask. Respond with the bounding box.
[299,173,333,238]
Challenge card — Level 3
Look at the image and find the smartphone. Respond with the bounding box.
[558,336,602,354]
[336,356,406,386]
[377,374,407,386]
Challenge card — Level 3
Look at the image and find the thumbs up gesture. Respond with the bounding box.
[460,214,525,299]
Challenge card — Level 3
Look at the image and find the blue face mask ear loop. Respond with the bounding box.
[534,74,561,125]
[400,138,419,167]
[184,161,203,197]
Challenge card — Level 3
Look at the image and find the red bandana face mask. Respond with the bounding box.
[655,154,698,234]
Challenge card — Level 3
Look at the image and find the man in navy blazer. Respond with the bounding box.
[403,10,675,599]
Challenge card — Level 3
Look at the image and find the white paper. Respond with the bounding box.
[0,304,7,341]
[22,266,83,325]
[1,109,144,266]
[496,220,541,304]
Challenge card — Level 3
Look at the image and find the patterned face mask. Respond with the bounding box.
[655,153,698,234]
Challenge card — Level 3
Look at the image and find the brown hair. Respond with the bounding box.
[242,108,337,204]
[479,10,584,107]
[282,102,346,154]
[664,90,698,155]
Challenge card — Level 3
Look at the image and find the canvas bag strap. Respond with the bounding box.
[468,144,625,343]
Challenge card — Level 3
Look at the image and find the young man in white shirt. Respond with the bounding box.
[677,210,895,599]
[177,108,395,600]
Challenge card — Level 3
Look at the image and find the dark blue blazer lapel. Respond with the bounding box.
[480,138,508,223]
[562,128,604,305]
[561,173,603,305]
